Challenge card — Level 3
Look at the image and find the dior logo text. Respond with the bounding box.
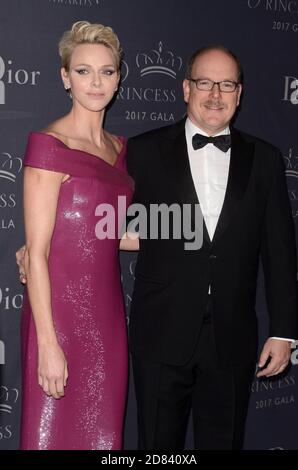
[0,287,23,309]
[0,55,40,105]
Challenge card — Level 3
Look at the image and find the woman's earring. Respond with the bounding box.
[64,85,72,99]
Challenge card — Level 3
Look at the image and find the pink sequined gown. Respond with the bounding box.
[20,132,134,450]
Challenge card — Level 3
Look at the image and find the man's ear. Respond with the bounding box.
[183,79,190,104]
[236,83,242,106]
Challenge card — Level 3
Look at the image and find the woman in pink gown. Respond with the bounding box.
[19,21,135,450]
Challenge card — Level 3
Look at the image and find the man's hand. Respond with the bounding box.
[15,245,27,284]
[257,338,291,377]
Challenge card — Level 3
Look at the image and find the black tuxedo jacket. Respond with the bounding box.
[126,119,298,366]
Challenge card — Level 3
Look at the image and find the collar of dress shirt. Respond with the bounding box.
[185,117,230,145]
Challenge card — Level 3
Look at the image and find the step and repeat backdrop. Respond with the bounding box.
[0,0,297,450]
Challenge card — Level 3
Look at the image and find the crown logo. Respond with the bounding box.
[0,386,19,414]
[136,41,183,79]
[0,152,22,183]
[284,148,298,178]
[121,59,129,83]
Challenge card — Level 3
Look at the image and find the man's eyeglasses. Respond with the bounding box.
[187,78,239,93]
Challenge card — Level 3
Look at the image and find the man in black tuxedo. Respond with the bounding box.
[126,46,298,450]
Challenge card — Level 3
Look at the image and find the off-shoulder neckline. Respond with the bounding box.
[30,131,126,169]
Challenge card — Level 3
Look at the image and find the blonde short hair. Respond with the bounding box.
[59,20,122,71]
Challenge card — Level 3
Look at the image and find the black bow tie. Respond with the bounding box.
[192,133,231,153]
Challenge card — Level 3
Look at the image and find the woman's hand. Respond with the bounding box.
[119,232,139,251]
[38,342,68,399]
[16,245,27,284]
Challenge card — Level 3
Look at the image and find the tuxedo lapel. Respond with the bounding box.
[160,120,211,244]
[212,128,254,245]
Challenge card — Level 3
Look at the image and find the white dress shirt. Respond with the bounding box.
[185,118,230,241]
[184,118,293,343]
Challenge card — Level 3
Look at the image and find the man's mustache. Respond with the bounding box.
[204,101,225,108]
